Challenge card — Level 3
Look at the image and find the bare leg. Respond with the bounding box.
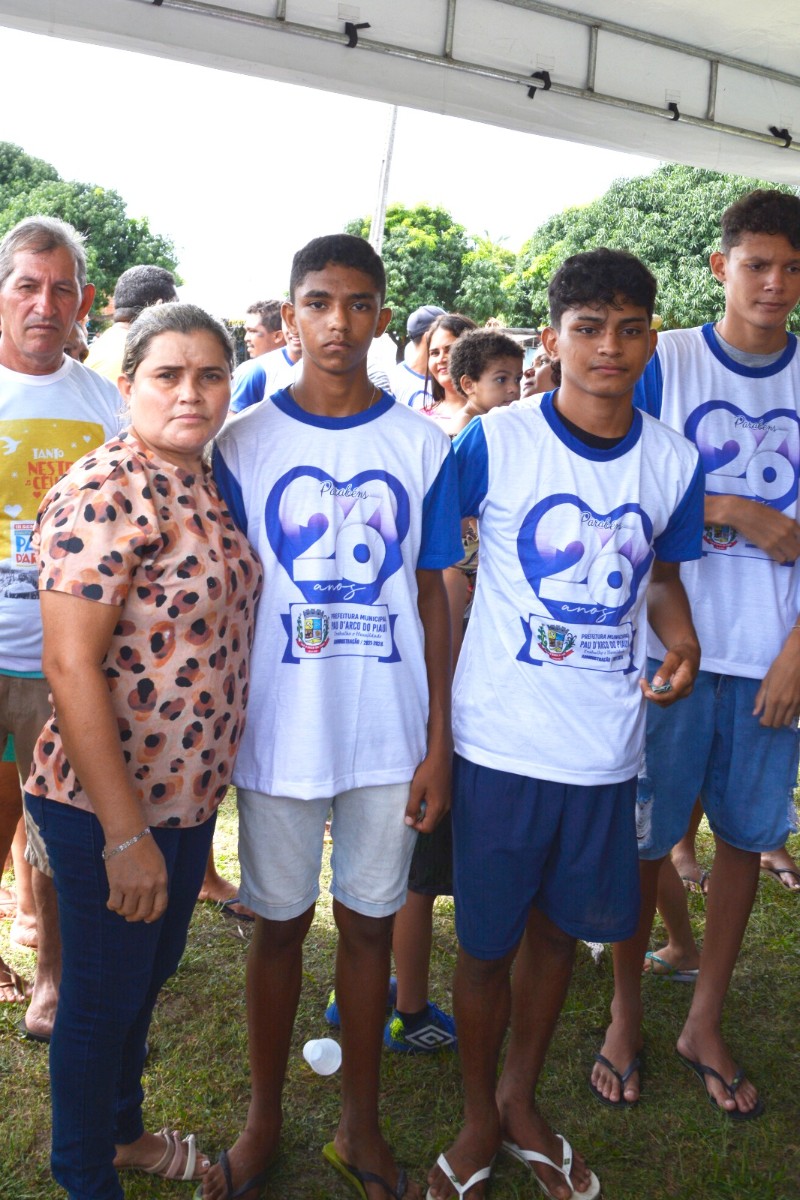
[333,901,421,1200]
[759,843,800,891]
[200,906,316,1200]
[392,890,435,1013]
[9,817,37,948]
[22,867,60,1037]
[643,857,700,974]
[495,909,594,1200]
[195,845,238,904]
[676,837,761,1115]
[591,857,664,1105]
[427,945,514,1200]
[0,760,22,916]
[670,797,707,889]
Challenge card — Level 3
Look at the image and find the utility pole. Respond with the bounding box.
[369,104,398,256]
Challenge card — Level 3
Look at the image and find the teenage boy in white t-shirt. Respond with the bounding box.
[205,234,461,1200]
[426,249,703,1200]
[592,189,800,1121]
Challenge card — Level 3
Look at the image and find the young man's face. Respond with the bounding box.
[0,245,94,376]
[542,299,656,404]
[710,232,800,334]
[244,316,270,357]
[284,264,390,375]
[461,355,522,413]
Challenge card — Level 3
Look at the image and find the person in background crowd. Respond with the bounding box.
[243,299,285,358]
[86,264,178,382]
[0,216,121,1034]
[390,305,445,408]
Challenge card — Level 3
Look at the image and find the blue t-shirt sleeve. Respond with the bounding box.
[212,444,248,534]
[419,445,463,569]
[633,352,663,418]
[230,360,267,414]
[653,453,705,562]
[453,418,489,517]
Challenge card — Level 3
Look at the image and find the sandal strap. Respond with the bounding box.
[435,1153,492,1196]
[503,1135,572,1185]
[144,1127,198,1180]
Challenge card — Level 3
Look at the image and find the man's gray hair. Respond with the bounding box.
[0,215,88,291]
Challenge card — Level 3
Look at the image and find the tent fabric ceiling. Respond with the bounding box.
[2,0,799,183]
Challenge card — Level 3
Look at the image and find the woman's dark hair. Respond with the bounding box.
[425,313,477,405]
[122,303,233,379]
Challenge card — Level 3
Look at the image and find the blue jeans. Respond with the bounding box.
[25,794,215,1200]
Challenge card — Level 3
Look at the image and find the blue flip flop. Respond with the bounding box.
[193,1148,269,1199]
[589,1052,642,1107]
[677,1052,765,1121]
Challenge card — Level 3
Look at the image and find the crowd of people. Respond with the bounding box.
[0,185,799,1200]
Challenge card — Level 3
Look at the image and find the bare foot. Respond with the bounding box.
[642,943,700,976]
[10,911,38,949]
[114,1128,210,1180]
[199,1128,278,1200]
[760,847,800,891]
[0,958,29,1003]
[498,1102,597,1199]
[0,884,16,918]
[196,875,238,905]
[21,972,59,1037]
[333,1129,422,1200]
[590,1016,643,1105]
[426,1121,499,1199]
[676,1025,761,1117]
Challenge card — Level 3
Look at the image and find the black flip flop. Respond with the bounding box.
[677,1051,764,1121]
[589,1051,641,1107]
[17,1016,50,1045]
[218,898,255,923]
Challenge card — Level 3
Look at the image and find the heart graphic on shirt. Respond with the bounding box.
[4,505,22,518]
[265,466,410,604]
[685,400,799,510]
[83,435,93,443]
[517,493,653,625]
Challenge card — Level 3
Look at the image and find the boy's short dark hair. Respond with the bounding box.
[289,234,386,302]
[720,189,800,253]
[448,329,523,398]
[548,248,657,329]
[246,299,282,331]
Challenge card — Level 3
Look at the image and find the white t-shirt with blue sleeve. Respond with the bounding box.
[635,324,800,677]
[213,389,462,799]
[229,346,298,415]
[452,394,703,786]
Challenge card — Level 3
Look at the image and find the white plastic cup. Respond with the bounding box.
[302,1037,342,1075]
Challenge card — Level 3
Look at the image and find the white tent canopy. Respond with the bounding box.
[2,0,799,183]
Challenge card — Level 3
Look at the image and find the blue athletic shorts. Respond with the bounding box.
[451,754,640,959]
[636,661,799,859]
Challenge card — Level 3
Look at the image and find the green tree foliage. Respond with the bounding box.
[504,164,798,330]
[346,204,513,348]
[0,143,179,311]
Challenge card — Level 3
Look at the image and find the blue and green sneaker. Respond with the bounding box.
[383,1002,457,1053]
[324,975,397,1028]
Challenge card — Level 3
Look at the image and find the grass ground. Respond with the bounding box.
[1,797,798,1199]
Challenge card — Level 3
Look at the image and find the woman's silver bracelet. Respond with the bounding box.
[102,828,151,861]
